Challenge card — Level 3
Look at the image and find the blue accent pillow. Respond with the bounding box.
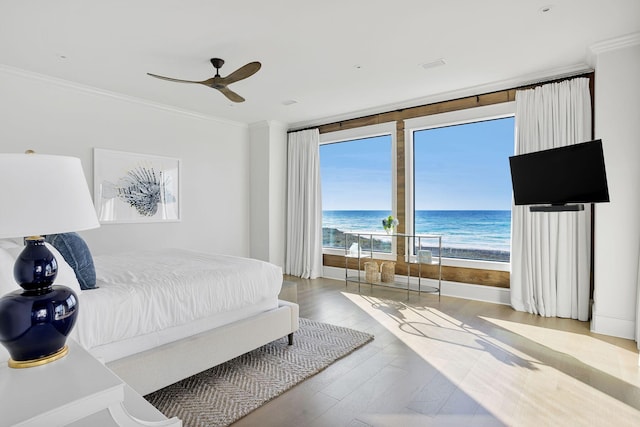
[45,232,96,290]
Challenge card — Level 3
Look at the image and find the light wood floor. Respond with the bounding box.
[234,277,640,427]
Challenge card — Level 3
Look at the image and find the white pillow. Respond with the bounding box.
[0,248,17,364]
[0,238,22,249]
[4,243,82,296]
[0,248,18,296]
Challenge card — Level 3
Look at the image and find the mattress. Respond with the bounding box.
[70,248,283,362]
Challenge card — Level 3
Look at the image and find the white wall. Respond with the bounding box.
[0,66,251,257]
[267,123,287,268]
[249,122,271,262]
[590,35,640,339]
[249,121,287,268]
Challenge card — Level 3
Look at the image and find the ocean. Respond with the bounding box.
[323,210,511,261]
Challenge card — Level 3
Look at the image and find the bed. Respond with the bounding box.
[0,242,299,396]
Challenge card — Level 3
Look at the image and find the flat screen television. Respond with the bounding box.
[509,139,610,209]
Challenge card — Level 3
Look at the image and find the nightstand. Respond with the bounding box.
[0,340,181,426]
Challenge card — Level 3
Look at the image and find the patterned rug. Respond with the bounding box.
[144,318,374,427]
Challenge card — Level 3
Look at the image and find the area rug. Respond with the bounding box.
[144,318,374,427]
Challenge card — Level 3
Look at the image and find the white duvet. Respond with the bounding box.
[71,248,283,355]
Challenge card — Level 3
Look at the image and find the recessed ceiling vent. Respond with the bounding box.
[421,58,447,70]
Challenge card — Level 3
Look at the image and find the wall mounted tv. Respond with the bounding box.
[509,139,610,212]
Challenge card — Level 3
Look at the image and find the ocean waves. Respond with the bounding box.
[323,210,511,261]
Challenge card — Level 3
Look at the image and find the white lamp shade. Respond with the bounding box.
[0,153,100,238]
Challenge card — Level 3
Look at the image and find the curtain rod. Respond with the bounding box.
[287,125,319,134]
[287,70,594,134]
[514,69,594,91]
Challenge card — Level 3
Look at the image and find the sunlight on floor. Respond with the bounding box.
[479,315,640,388]
[342,292,640,426]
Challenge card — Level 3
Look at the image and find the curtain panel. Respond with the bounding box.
[510,78,592,321]
[285,129,323,279]
[636,250,640,350]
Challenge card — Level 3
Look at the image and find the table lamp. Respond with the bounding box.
[0,152,99,368]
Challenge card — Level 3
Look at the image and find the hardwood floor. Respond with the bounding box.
[234,277,640,427]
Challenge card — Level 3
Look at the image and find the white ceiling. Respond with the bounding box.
[1,1,639,128]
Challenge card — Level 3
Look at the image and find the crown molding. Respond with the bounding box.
[0,63,248,129]
[248,120,287,131]
[587,32,640,67]
[589,32,640,56]
[288,63,592,131]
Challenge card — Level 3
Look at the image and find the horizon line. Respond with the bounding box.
[322,208,511,211]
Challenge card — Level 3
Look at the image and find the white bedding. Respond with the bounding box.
[70,248,283,360]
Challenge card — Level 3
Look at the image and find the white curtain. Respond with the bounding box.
[285,129,323,279]
[510,78,592,321]
[636,245,640,352]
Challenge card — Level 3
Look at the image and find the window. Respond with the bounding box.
[320,122,396,253]
[406,103,515,264]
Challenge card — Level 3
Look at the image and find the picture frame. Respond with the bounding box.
[93,148,181,224]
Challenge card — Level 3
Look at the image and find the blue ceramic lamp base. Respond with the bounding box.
[0,237,78,368]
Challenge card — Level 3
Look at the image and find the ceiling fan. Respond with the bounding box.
[147,58,261,103]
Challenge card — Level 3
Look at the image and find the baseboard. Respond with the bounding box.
[322,266,510,306]
[443,280,511,305]
[590,310,636,340]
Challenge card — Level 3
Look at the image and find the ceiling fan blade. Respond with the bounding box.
[149,58,258,102]
[220,62,261,85]
[147,73,213,86]
[218,86,245,103]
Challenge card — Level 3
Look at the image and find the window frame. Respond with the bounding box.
[404,102,515,271]
[320,121,397,258]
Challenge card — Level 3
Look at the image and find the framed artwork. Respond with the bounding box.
[93,148,181,223]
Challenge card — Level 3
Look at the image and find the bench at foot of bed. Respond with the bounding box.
[107,300,300,396]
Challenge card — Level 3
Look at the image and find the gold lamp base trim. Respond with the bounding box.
[8,345,69,369]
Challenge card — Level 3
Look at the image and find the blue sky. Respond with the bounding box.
[320,117,515,210]
[320,135,391,210]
